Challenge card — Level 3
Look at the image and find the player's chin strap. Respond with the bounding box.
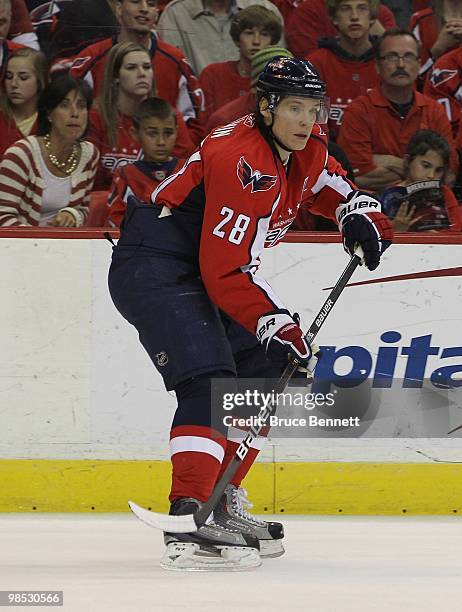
[128,247,364,534]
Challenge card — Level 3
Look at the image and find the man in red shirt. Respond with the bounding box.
[338,29,457,191]
[285,0,396,58]
[307,0,380,140]
[64,0,205,143]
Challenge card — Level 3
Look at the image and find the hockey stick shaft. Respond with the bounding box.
[193,251,363,528]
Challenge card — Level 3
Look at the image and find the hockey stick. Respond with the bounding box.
[129,248,363,533]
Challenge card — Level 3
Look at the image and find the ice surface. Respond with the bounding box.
[0,514,461,612]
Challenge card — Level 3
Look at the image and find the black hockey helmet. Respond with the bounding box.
[257,57,326,103]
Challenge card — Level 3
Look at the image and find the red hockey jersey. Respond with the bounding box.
[66,33,205,143]
[424,45,462,136]
[88,108,195,190]
[152,116,355,334]
[105,158,184,227]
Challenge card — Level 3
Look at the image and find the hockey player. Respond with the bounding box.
[108,57,393,570]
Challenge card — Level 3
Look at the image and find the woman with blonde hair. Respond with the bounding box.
[0,47,48,158]
[88,41,195,190]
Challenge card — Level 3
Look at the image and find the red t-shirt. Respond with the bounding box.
[199,61,250,116]
[65,33,205,143]
[153,117,354,333]
[205,91,255,134]
[337,88,458,176]
[307,43,379,140]
[88,108,195,190]
[286,0,396,58]
[423,45,462,136]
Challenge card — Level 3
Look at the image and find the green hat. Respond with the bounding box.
[251,46,294,88]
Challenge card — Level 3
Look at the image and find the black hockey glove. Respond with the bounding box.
[336,192,393,271]
[256,311,320,378]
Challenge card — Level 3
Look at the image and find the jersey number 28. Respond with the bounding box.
[212,206,251,245]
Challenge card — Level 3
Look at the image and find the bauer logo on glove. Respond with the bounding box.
[336,191,393,271]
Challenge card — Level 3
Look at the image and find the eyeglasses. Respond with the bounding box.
[378,52,419,64]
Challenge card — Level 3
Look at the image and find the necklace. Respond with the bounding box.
[44,133,80,175]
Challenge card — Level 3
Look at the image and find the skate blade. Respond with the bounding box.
[259,539,285,559]
[160,542,261,572]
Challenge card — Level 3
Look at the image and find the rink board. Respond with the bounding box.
[1,459,461,514]
[1,230,462,514]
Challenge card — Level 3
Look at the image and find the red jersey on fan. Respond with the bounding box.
[88,108,195,190]
[199,61,250,116]
[307,39,379,140]
[65,33,205,143]
[153,115,355,334]
[424,45,462,136]
[286,0,396,58]
[105,158,184,227]
[408,8,459,82]
[338,87,458,177]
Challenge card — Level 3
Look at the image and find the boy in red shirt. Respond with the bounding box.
[199,6,282,117]
[104,98,184,227]
[307,0,380,140]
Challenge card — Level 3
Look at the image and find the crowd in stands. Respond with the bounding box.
[0,0,461,233]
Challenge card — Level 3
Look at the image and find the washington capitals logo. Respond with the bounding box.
[237,156,277,193]
[429,68,457,87]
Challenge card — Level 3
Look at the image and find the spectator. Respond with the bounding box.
[379,129,461,231]
[157,0,284,75]
[0,47,48,158]
[409,0,462,83]
[205,45,293,133]
[285,0,396,58]
[104,97,185,227]
[88,41,195,190]
[65,0,205,143]
[337,29,457,191]
[9,0,39,49]
[0,0,25,78]
[307,0,381,140]
[48,0,118,61]
[423,43,462,136]
[0,75,99,226]
[199,6,282,116]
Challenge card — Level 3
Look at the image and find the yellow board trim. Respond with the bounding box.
[0,460,461,514]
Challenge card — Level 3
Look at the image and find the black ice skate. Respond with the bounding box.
[214,485,285,558]
[162,497,261,571]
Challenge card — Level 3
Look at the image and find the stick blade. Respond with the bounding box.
[128,500,197,533]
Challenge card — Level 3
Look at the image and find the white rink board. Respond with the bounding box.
[1,237,461,461]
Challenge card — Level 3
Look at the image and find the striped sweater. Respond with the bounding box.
[0,137,99,227]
